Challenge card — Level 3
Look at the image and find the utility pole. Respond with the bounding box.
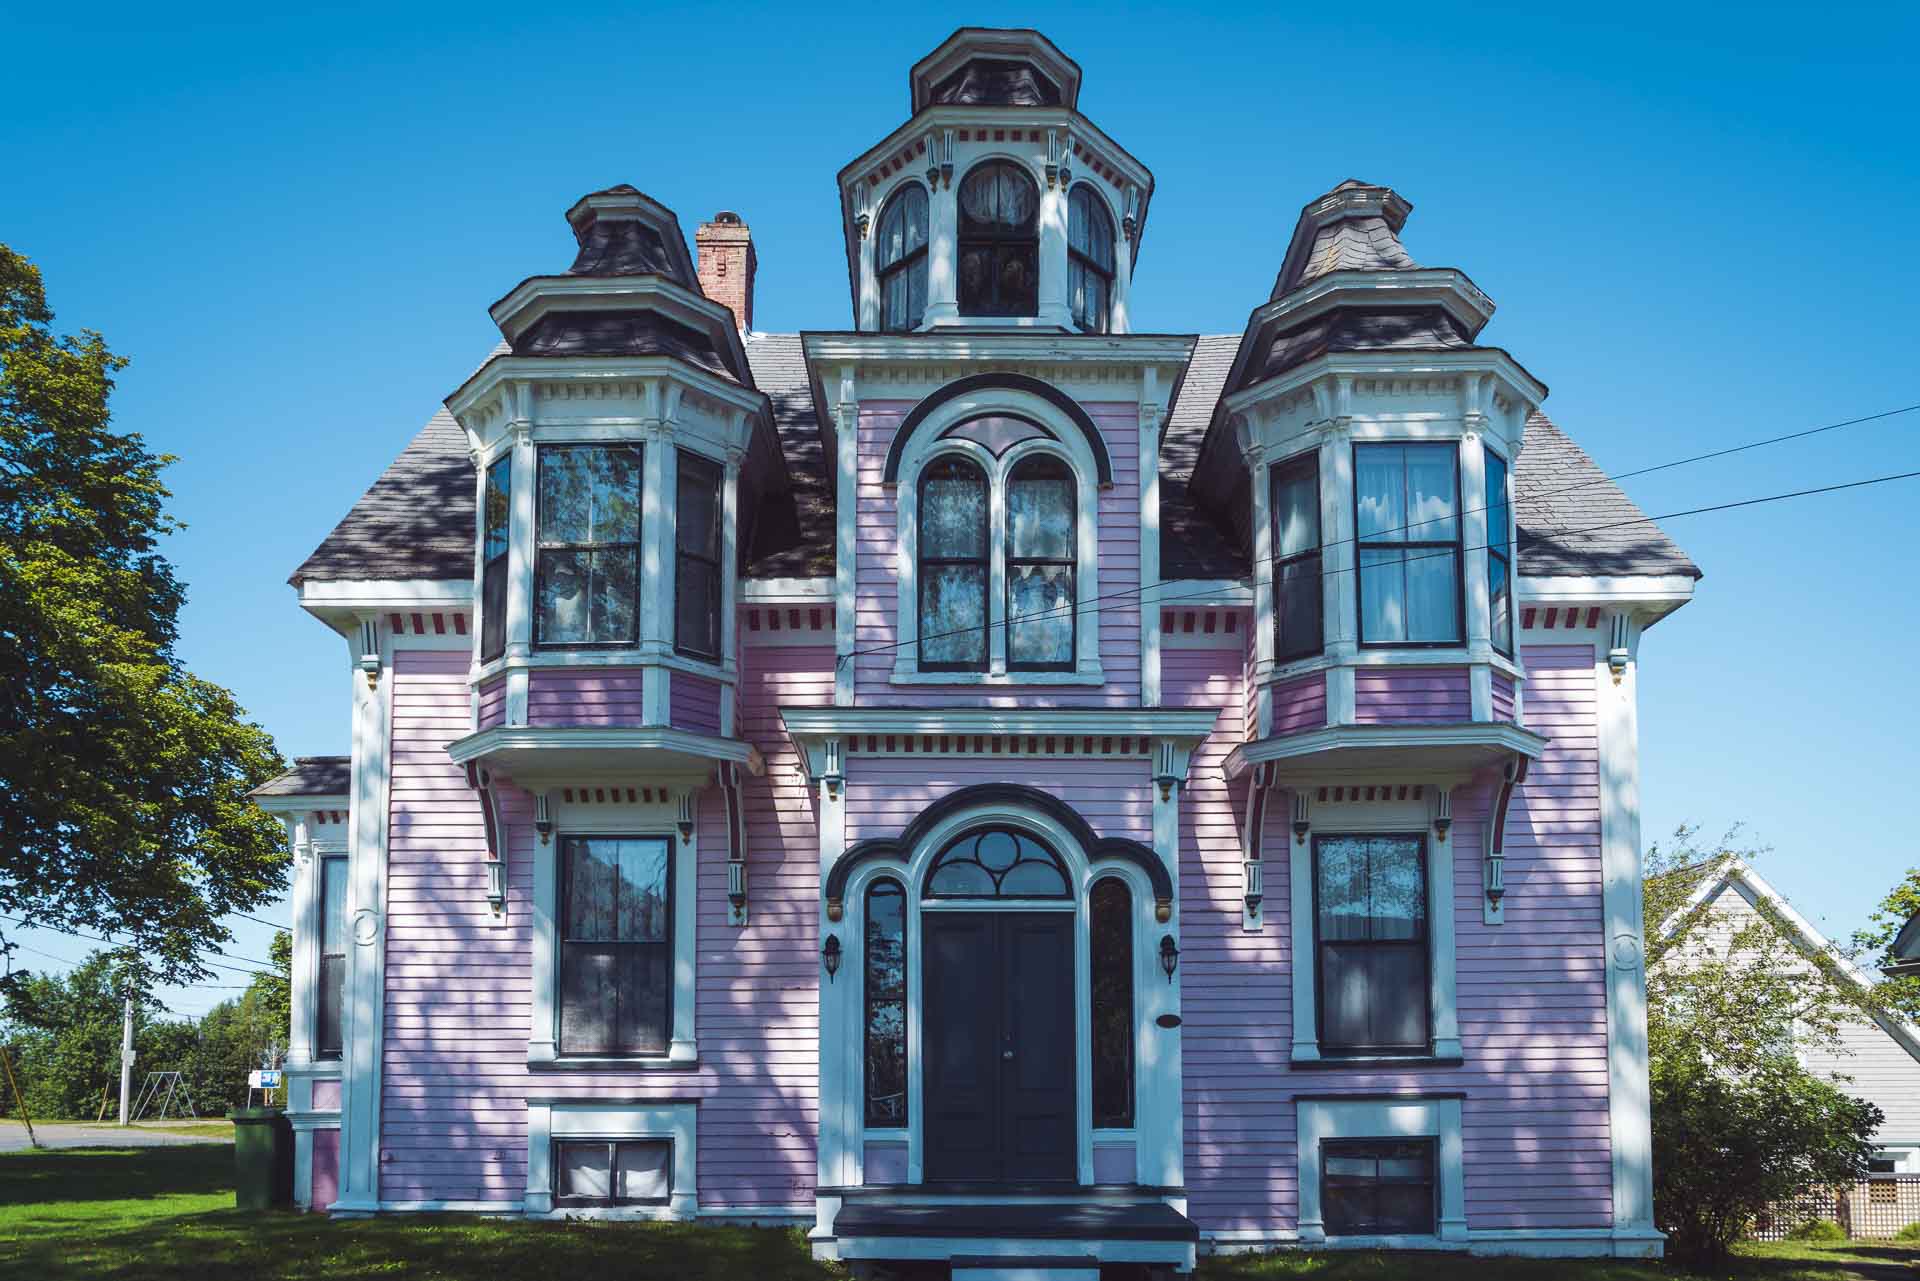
[118,994,134,1126]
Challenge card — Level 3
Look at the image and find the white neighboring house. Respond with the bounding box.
[1659,858,1920,1174]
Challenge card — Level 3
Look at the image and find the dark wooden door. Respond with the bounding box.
[923,911,1075,1183]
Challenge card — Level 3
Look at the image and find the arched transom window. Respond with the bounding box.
[876,184,929,332]
[1067,185,1115,333]
[924,827,1071,898]
[958,162,1039,317]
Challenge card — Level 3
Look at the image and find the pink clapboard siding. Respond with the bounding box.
[377,645,829,1212]
[1352,666,1471,724]
[670,671,724,736]
[311,1128,340,1211]
[852,399,1142,707]
[845,754,1152,846]
[1491,671,1517,724]
[477,678,506,731]
[527,667,646,726]
[1171,642,1612,1235]
[1269,671,1327,737]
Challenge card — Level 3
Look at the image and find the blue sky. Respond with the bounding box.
[4,3,1916,1020]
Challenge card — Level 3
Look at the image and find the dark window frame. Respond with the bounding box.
[534,443,644,652]
[1311,832,1432,1056]
[1089,877,1135,1131]
[957,161,1040,318]
[1353,442,1465,650]
[316,854,348,1061]
[480,454,511,664]
[921,825,1072,900]
[1484,446,1513,658]
[1321,1137,1438,1237]
[1004,453,1078,673]
[1066,184,1115,334]
[551,1137,674,1207]
[864,878,909,1128]
[673,448,724,662]
[557,832,675,1058]
[1271,451,1324,663]
[916,454,990,673]
[876,183,930,332]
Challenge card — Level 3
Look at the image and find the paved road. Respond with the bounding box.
[0,1121,231,1153]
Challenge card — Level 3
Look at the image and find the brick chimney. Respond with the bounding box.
[695,211,756,332]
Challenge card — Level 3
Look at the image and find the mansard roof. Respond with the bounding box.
[1271,180,1419,300]
[909,28,1082,112]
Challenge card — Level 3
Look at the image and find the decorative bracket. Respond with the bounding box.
[1433,787,1452,843]
[1152,738,1188,802]
[1046,129,1073,189]
[1123,184,1141,243]
[676,790,695,842]
[463,762,508,925]
[355,617,381,689]
[854,177,872,240]
[1484,755,1529,924]
[717,762,747,927]
[532,791,552,845]
[1291,786,1312,845]
[1608,612,1633,685]
[818,736,844,802]
[1240,762,1280,930]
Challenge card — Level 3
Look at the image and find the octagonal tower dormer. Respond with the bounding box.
[837,28,1153,335]
[442,186,796,804]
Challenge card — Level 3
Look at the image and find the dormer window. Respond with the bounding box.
[1355,443,1462,647]
[876,184,930,331]
[536,444,643,648]
[958,162,1039,317]
[1272,452,1324,662]
[1067,185,1115,333]
[481,455,511,663]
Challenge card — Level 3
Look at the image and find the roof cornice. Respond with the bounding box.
[445,353,769,425]
[802,330,1195,369]
[488,273,748,370]
[1220,347,1549,419]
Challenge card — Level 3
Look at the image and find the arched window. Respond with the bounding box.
[876,185,929,331]
[917,455,989,672]
[957,162,1039,317]
[924,827,1070,898]
[864,878,907,1126]
[1006,454,1076,670]
[1067,186,1115,333]
[1090,878,1134,1129]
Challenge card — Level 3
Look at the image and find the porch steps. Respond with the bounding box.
[953,1256,1098,1281]
[829,1199,1198,1274]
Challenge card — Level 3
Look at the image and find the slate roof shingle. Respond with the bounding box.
[290,407,475,586]
[251,756,351,798]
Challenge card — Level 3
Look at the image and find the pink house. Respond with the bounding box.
[254,28,1700,1273]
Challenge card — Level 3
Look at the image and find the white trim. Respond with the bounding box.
[802,331,1193,367]
[1223,722,1546,782]
[1517,574,1698,605]
[1286,794,1460,1063]
[740,577,834,601]
[525,1100,698,1219]
[1201,1226,1666,1258]
[297,579,473,608]
[1294,1097,1466,1246]
[444,724,758,785]
[782,706,1218,742]
[1157,578,1252,606]
[527,798,699,1067]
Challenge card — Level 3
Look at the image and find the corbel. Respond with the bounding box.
[818,736,844,802]
[940,129,955,189]
[717,762,747,927]
[1240,762,1280,929]
[1483,755,1529,924]
[464,763,508,924]
[924,130,939,189]
[1123,184,1141,243]
[354,616,382,689]
[532,791,552,845]
[676,789,695,842]
[854,177,872,239]
[1433,787,1452,843]
[1151,739,1188,802]
[1608,612,1634,685]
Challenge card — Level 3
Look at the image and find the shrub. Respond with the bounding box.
[1785,1218,1846,1241]
[1894,1221,1920,1242]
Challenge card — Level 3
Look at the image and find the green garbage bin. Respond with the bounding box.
[230,1108,294,1210]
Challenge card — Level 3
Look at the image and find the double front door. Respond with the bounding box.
[922,911,1076,1183]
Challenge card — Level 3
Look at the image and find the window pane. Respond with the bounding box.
[615,1141,672,1201]
[958,245,993,314]
[1368,944,1430,1048]
[1324,1142,1435,1237]
[920,565,987,666]
[1274,458,1321,558]
[1316,838,1370,942]
[1000,245,1038,314]
[676,556,721,657]
[878,186,928,269]
[1277,556,1323,660]
[1069,188,1114,270]
[481,558,508,662]
[1320,944,1371,1051]
[677,453,721,559]
[1356,445,1407,542]
[615,839,671,942]
[538,547,638,646]
[1358,547,1405,643]
[321,857,350,954]
[1008,563,1074,666]
[539,446,642,545]
[865,880,907,1127]
[1009,470,1073,559]
[484,456,511,559]
[1489,553,1512,654]
[1403,547,1460,642]
[616,944,671,1053]
[927,859,996,896]
[1485,451,1510,555]
[997,858,1068,896]
[1091,880,1135,1130]
[565,839,620,941]
[317,954,345,1058]
[557,1142,613,1199]
[1368,837,1425,939]
[559,943,619,1053]
[921,460,987,557]
[1405,445,1458,543]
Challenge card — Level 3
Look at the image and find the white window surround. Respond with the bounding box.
[525,1101,697,1218]
[889,390,1105,686]
[528,792,699,1067]
[1295,1097,1466,1246]
[1287,791,1461,1064]
[831,801,1178,1190]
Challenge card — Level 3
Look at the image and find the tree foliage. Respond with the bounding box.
[1644,827,1885,1264]
[1852,867,1920,1019]
[0,243,287,987]
[1,938,291,1119]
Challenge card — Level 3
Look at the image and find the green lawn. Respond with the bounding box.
[1,1144,1914,1280]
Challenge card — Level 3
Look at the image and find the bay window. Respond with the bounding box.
[1315,834,1430,1054]
[1067,185,1115,333]
[559,835,672,1056]
[674,450,723,660]
[481,456,510,663]
[1006,455,1076,670]
[918,455,990,672]
[876,184,929,332]
[317,855,348,1060]
[536,445,643,648]
[1485,448,1512,655]
[1271,452,1324,661]
[957,162,1039,317]
[1355,443,1462,646]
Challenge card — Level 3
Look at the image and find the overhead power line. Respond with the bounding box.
[0,915,281,980]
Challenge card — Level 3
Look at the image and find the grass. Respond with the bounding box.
[2,1145,1916,1280]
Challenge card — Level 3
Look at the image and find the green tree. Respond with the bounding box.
[0,243,287,988]
[0,950,156,1119]
[1644,828,1885,1265]
[1853,868,1920,1018]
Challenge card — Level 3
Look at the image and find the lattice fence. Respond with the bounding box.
[1750,1177,1920,1241]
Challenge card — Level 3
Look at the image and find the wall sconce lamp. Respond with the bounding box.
[1159,934,1180,983]
[822,934,843,982]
